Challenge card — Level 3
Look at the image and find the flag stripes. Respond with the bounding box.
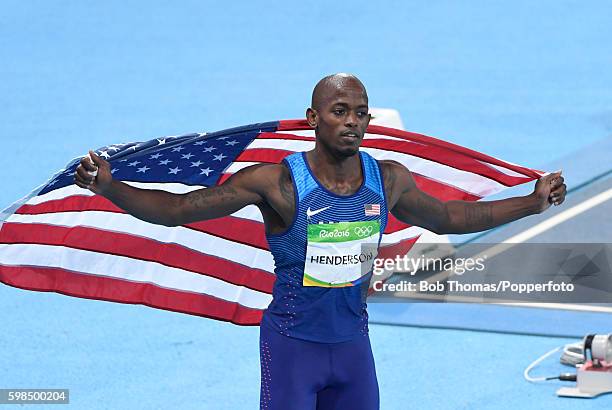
[0,119,540,324]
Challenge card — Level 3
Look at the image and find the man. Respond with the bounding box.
[74,73,566,410]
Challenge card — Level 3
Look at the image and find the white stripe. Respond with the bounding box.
[0,243,273,309]
[477,160,531,178]
[26,181,206,205]
[6,211,275,273]
[225,162,261,173]
[23,182,264,223]
[232,205,264,222]
[244,138,506,196]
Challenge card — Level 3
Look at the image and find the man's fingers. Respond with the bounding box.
[89,150,103,165]
[549,184,567,206]
[74,174,92,189]
[80,156,97,172]
[551,175,564,188]
[544,171,562,182]
[76,165,96,181]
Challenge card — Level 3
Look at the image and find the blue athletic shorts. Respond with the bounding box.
[259,324,379,410]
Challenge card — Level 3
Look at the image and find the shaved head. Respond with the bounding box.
[306,73,370,158]
[311,73,368,110]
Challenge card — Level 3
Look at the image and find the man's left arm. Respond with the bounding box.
[381,160,567,235]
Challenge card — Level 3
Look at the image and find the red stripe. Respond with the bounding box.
[411,173,480,201]
[385,215,410,234]
[278,119,312,131]
[15,196,269,250]
[0,223,275,294]
[259,132,533,186]
[278,120,542,179]
[258,132,312,140]
[236,148,293,163]
[365,124,543,178]
[0,265,263,325]
[218,173,232,185]
[17,195,125,215]
[378,236,420,259]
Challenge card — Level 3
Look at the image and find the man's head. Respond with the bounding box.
[307,73,370,158]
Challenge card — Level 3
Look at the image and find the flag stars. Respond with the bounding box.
[108,146,120,152]
[137,165,151,173]
[225,140,239,146]
[213,153,227,161]
[157,138,167,145]
[202,146,216,152]
[111,168,119,174]
[99,150,111,159]
[128,161,141,167]
[194,140,207,146]
[48,179,59,186]
[190,160,204,167]
[150,153,163,160]
[181,153,195,160]
[168,167,182,175]
[200,167,213,176]
[172,146,185,152]
[218,136,228,140]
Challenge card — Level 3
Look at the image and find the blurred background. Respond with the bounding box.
[1,1,611,409]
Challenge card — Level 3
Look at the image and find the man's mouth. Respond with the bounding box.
[341,131,360,139]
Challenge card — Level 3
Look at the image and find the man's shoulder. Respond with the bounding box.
[377,159,406,174]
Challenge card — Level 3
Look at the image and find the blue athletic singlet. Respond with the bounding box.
[261,151,388,343]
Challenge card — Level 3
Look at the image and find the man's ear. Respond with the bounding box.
[306,107,318,128]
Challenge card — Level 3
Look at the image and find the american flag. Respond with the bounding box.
[0,120,542,325]
[364,204,381,216]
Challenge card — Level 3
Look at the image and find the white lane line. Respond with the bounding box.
[494,302,612,313]
[502,187,612,244]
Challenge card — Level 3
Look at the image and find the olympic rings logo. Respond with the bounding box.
[354,226,373,237]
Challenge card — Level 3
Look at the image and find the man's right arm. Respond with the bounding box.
[74,151,267,227]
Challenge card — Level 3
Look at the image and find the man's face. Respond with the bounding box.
[307,80,370,158]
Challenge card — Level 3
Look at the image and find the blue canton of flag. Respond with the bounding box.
[39,122,279,195]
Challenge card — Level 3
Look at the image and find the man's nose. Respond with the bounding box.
[345,111,358,127]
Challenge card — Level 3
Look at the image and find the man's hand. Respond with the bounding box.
[531,171,566,213]
[74,150,113,195]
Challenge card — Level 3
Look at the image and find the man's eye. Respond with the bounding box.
[357,112,367,117]
[333,109,344,115]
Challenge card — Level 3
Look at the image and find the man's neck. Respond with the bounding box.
[306,146,363,194]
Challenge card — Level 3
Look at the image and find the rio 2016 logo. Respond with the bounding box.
[319,229,350,238]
